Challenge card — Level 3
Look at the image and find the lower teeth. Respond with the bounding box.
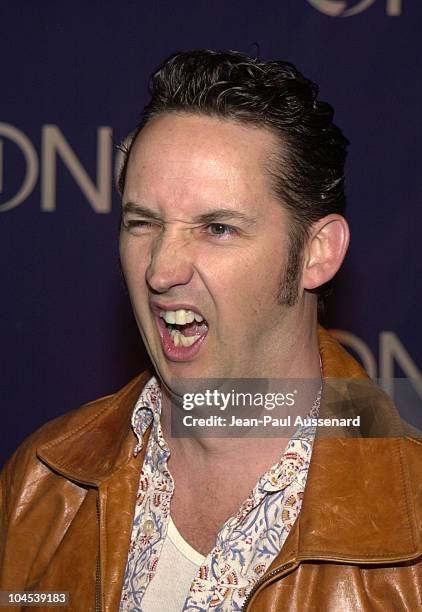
[170,329,200,348]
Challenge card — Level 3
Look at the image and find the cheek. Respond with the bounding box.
[237,251,285,293]
[119,239,132,278]
[120,240,149,284]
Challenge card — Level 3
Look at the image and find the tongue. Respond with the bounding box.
[175,321,208,337]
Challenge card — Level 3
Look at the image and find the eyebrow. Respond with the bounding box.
[194,209,257,227]
[122,202,257,227]
[121,202,162,221]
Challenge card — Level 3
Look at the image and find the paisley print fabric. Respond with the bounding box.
[120,377,319,611]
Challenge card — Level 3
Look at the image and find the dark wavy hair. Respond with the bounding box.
[118,49,349,304]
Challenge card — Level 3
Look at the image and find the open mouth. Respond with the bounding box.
[154,306,209,360]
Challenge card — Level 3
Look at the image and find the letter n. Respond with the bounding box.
[41,125,112,212]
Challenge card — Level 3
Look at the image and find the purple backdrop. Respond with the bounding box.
[1,0,421,466]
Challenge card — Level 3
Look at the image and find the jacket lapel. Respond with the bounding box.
[37,371,152,611]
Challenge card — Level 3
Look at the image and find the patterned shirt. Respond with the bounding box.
[120,377,319,611]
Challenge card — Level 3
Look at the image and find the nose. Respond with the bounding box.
[146,231,195,293]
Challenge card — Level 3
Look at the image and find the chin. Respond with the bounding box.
[156,360,212,394]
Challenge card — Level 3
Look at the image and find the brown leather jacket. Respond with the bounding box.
[1,328,421,611]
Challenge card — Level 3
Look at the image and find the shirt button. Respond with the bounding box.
[143,519,155,535]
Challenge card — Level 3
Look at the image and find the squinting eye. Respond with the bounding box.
[123,219,156,232]
[207,223,236,237]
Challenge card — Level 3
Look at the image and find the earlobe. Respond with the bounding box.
[302,215,350,291]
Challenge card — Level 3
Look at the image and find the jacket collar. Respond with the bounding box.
[37,327,420,562]
[37,371,151,486]
[270,327,421,566]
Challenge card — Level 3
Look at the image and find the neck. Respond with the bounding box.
[258,297,320,379]
[160,390,291,472]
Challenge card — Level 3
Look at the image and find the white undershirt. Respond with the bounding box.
[141,517,205,611]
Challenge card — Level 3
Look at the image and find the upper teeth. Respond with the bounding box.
[160,309,204,325]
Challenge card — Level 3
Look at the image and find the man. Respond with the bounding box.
[1,50,421,611]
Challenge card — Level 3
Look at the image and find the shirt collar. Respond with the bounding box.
[259,387,321,493]
[131,376,163,456]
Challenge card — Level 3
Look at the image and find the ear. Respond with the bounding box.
[302,214,350,291]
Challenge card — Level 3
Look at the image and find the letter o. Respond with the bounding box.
[0,123,39,212]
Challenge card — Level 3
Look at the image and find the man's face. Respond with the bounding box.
[120,114,305,390]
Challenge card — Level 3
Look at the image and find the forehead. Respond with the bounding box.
[123,113,281,208]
